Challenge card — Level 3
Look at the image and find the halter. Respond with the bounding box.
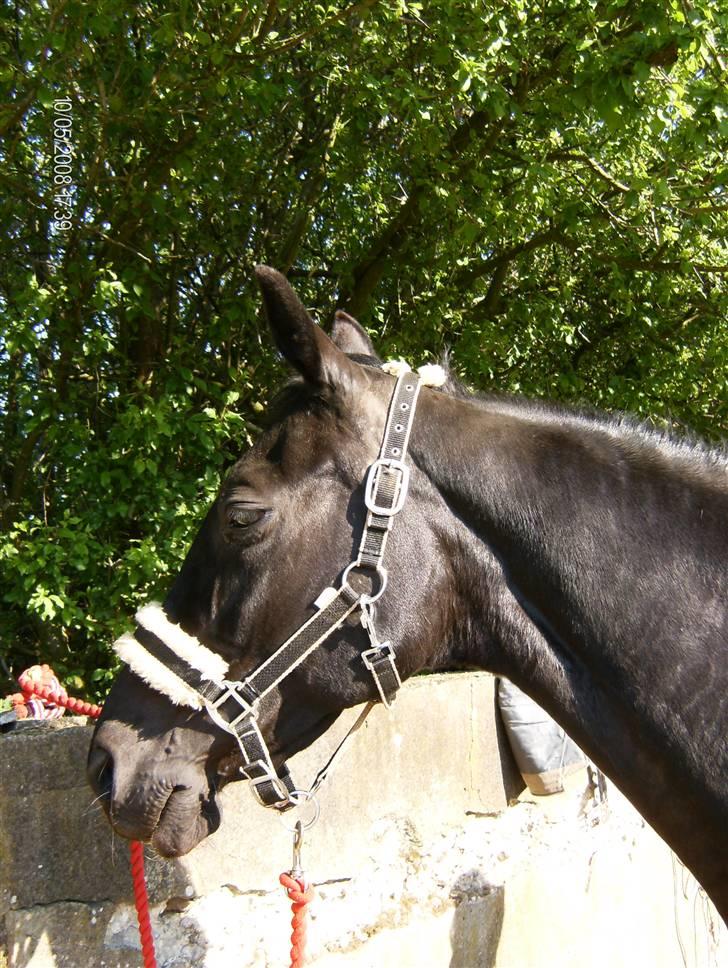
[114,368,433,810]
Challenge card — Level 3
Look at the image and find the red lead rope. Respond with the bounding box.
[18,673,158,968]
[129,840,157,968]
[19,673,102,719]
[279,873,315,967]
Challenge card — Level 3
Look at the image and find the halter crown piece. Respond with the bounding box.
[114,364,439,810]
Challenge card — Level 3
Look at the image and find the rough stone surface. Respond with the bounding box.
[8,783,724,967]
[2,673,726,967]
[6,904,140,968]
[1,673,520,915]
[0,721,189,913]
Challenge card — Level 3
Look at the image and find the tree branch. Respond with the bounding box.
[550,151,631,193]
[341,109,504,316]
[276,115,342,272]
[454,227,566,288]
[0,0,69,138]
[1,420,51,531]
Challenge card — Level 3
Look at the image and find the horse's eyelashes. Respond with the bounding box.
[227,506,267,529]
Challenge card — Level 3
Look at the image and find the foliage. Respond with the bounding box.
[1,0,726,697]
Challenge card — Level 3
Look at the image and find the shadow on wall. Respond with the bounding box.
[4,836,197,968]
[449,872,505,968]
[491,688,527,802]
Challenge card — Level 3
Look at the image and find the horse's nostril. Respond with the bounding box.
[87,745,114,800]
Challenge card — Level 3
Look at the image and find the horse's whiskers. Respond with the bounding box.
[84,791,110,815]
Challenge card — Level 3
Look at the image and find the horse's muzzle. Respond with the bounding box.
[87,729,221,856]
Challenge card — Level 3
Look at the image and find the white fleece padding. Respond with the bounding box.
[382,358,447,388]
[113,633,203,708]
[135,603,228,682]
[416,363,447,388]
[382,358,410,378]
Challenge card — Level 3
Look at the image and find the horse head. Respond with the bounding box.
[87,267,457,857]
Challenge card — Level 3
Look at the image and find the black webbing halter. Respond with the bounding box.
[117,370,423,809]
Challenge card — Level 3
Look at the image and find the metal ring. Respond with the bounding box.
[342,561,388,605]
[278,790,321,832]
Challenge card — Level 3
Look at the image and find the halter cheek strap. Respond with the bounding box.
[113,369,427,809]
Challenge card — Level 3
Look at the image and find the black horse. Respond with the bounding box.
[89,267,728,922]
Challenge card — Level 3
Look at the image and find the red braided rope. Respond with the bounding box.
[130,840,157,968]
[18,673,102,719]
[18,672,158,968]
[279,872,315,967]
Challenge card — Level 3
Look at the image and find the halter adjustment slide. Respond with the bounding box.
[361,642,402,708]
[245,759,294,804]
[364,458,410,517]
[360,603,402,708]
[205,679,259,731]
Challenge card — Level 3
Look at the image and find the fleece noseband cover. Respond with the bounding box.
[113,604,228,709]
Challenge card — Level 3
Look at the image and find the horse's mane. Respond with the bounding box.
[438,361,728,484]
[267,355,727,483]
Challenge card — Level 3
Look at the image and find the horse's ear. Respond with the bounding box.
[254,266,359,390]
[331,310,380,360]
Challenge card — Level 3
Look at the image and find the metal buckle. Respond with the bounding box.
[364,458,410,517]
[205,680,258,732]
[244,758,294,806]
[361,641,399,676]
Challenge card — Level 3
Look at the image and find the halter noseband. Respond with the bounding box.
[113,368,429,810]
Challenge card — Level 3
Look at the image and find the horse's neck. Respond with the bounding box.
[415,390,724,675]
[412,389,728,909]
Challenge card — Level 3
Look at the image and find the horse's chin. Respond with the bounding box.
[149,787,222,858]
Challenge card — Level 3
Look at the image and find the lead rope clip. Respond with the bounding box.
[290,820,304,880]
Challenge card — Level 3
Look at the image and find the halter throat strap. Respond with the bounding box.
[113,370,424,809]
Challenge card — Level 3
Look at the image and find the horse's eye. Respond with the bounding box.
[227,506,267,529]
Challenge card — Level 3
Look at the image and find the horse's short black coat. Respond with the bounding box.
[89,267,727,922]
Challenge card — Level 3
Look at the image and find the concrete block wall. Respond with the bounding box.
[1,672,725,967]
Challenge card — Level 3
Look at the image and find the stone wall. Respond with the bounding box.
[1,672,725,967]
